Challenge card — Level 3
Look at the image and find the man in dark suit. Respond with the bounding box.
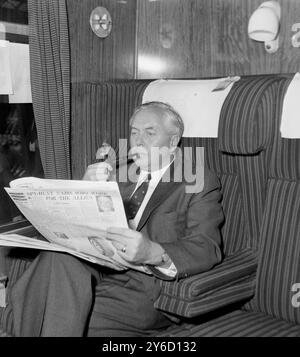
[9,101,224,336]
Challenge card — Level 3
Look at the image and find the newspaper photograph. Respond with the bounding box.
[0,177,150,274]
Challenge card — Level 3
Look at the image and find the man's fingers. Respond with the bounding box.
[110,240,126,252]
[82,162,112,181]
[107,236,130,259]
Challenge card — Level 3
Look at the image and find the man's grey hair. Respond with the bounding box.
[129,101,184,138]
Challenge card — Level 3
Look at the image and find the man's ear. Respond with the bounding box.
[170,134,180,152]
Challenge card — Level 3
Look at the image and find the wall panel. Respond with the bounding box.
[137,0,300,78]
[68,0,300,81]
[137,0,215,78]
[67,0,137,83]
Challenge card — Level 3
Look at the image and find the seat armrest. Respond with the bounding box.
[154,248,258,318]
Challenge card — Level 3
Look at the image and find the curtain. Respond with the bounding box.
[28,0,71,179]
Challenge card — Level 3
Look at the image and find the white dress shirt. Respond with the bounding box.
[128,163,177,278]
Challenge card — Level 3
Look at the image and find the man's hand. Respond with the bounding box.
[82,162,112,181]
[106,227,165,265]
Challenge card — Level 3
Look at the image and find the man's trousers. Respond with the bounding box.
[8,251,173,336]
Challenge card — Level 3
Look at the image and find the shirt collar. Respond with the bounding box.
[139,158,174,185]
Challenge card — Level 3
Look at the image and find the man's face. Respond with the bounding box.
[129,108,177,171]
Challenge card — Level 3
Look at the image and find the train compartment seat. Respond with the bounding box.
[1,73,299,336]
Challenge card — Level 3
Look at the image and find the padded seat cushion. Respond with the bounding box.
[253,179,300,324]
[155,249,257,318]
[156,310,300,337]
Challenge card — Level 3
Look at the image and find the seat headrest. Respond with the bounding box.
[218,76,282,155]
[142,77,239,138]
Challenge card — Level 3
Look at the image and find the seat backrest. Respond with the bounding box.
[184,75,292,258]
[78,76,285,259]
[214,75,285,254]
[250,75,300,324]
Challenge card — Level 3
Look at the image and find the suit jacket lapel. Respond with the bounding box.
[136,159,182,231]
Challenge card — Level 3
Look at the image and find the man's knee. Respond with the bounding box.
[38,251,78,266]
[37,251,100,281]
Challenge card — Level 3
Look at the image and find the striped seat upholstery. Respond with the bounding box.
[156,310,300,337]
[158,180,300,336]
[253,180,300,324]
[72,77,273,318]
[157,74,300,336]
[250,120,300,324]
[154,75,291,317]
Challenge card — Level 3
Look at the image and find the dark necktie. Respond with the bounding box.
[124,173,151,220]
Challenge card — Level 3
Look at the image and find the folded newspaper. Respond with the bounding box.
[0,177,150,274]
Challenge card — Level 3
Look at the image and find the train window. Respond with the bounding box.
[0,1,43,230]
[0,103,44,228]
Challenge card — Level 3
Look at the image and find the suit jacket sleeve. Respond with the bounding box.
[149,170,224,281]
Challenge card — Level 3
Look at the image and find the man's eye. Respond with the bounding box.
[131,131,137,136]
[147,132,155,136]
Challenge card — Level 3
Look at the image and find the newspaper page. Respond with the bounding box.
[1,177,150,274]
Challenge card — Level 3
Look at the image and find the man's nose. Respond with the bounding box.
[134,133,145,146]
